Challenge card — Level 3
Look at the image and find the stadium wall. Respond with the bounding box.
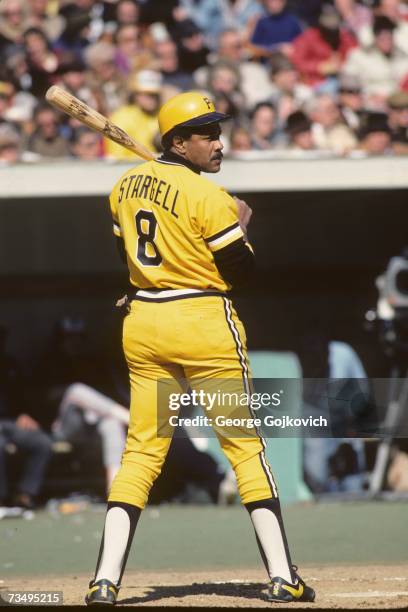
[1,158,408,376]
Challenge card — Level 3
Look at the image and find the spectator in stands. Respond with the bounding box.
[334,0,373,45]
[155,38,195,91]
[207,60,246,118]
[114,23,152,75]
[23,27,59,98]
[375,0,408,55]
[0,74,36,129]
[116,0,141,26]
[342,15,408,103]
[387,90,408,154]
[55,1,92,55]
[106,69,161,159]
[4,51,32,97]
[338,73,364,132]
[114,23,140,74]
[180,0,263,49]
[357,110,392,155]
[268,52,313,121]
[0,0,28,53]
[138,0,179,32]
[27,104,69,158]
[292,3,357,86]
[84,41,127,115]
[177,21,210,72]
[250,0,302,56]
[0,123,21,164]
[308,93,357,154]
[285,109,315,150]
[56,55,98,109]
[249,101,287,149]
[194,29,273,109]
[0,324,52,508]
[26,0,64,42]
[58,0,106,45]
[70,126,103,160]
[229,125,252,152]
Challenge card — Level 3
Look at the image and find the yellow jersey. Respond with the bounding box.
[109,154,247,292]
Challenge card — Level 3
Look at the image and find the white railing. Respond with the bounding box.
[2,154,408,198]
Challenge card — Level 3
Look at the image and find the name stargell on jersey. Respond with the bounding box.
[118,173,179,219]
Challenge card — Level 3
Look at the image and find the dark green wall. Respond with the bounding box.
[1,189,407,375]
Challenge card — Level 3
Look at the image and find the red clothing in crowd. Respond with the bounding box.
[292,28,357,86]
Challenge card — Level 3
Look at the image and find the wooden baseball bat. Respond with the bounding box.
[45,85,156,161]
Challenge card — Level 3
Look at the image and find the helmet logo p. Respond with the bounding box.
[203,97,212,110]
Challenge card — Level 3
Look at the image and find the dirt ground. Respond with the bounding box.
[2,565,408,608]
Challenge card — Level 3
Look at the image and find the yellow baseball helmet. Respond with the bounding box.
[158,91,230,137]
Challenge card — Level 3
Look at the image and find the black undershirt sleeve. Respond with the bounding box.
[116,236,127,264]
[212,238,255,289]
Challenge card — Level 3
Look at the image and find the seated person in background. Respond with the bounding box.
[268,52,313,120]
[70,126,103,160]
[179,0,263,50]
[194,28,274,110]
[0,324,52,509]
[154,38,195,92]
[251,0,302,57]
[357,110,392,155]
[114,23,146,76]
[229,126,252,153]
[34,316,127,492]
[292,3,357,86]
[285,110,316,151]
[342,15,408,104]
[308,93,357,154]
[0,123,22,165]
[176,21,211,73]
[105,69,162,159]
[151,433,237,505]
[84,41,127,116]
[298,330,370,494]
[249,101,287,149]
[27,104,69,159]
[387,90,408,155]
[55,55,98,110]
[206,60,246,122]
[337,73,364,132]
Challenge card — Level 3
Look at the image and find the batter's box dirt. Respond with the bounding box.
[2,565,408,608]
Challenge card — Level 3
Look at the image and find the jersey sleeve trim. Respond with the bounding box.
[206,223,243,252]
[113,221,122,237]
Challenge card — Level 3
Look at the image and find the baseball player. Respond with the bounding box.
[85,91,315,605]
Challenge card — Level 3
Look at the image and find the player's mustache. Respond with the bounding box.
[211,153,223,161]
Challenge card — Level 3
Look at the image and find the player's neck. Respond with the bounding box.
[160,150,201,174]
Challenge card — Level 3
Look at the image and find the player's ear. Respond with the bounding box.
[172,134,187,155]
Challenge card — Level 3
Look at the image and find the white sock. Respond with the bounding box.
[95,507,131,585]
[250,507,293,583]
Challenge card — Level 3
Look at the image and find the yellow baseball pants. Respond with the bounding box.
[109,293,278,508]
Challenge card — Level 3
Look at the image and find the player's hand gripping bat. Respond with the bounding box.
[45,85,156,161]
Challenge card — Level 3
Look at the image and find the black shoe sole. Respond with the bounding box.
[85,597,116,606]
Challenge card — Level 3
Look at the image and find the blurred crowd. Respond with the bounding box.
[0,0,408,163]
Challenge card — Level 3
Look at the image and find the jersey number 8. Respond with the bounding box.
[135,210,162,267]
